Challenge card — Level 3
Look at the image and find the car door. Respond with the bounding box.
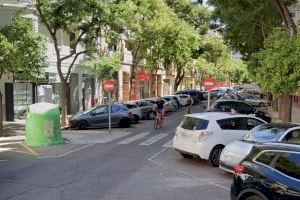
[280,128,300,144]
[111,105,123,125]
[216,117,250,145]
[89,105,108,127]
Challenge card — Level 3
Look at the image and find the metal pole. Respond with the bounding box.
[108,91,111,134]
[207,90,211,111]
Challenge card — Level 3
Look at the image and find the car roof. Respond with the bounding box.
[184,112,261,121]
[216,99,245,103]
[260,123,300,129]
[252,142,300,153]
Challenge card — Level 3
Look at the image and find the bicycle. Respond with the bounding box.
[154,110,164,129]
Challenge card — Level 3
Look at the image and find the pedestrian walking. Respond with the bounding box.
[186,95,193,114]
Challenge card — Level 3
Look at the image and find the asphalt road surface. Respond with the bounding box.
[0,102,233,200]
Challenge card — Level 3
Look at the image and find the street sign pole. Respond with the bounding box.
[207,90,211,111]
[108,91,111,134]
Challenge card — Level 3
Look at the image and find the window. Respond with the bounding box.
[125,104,136,109]
[93,106,108,115]
[181,117,209,130]
[274,152,300,180]
[217,118,247,130]
[242,125,287,142]
[214,102,231,112]
[283,129,300,144]
[180,95,187,99]
[256,151,276,166]
[112,105,121,113]
[245,118,265,130]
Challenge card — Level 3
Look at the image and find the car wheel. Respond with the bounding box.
[133,115,139,124]
[119,118,131,128]
[258,102,265,107]
[180,152,193,159]
[245,195,264,200]
[209,146,224,167]
[148,111,155,120]
[77,120,88,130]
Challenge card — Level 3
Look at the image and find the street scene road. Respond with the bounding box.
[0,103,232,200]
[1,0,300,200]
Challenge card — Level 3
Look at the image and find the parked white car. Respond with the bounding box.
[173,112,266,167]
[219,123,300,173]
[175,94,190,106]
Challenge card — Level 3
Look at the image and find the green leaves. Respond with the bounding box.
[0,16,46,80]
[254,28,300,96]
[82,52,122,81]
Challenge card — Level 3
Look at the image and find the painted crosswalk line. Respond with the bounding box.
[139,134,168,146]
[63,131,132,144]
[162,139,173,148]
[118,132,151,144]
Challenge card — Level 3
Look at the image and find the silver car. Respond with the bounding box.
[69,104,133,129]
[118,102,142,124]
[130,100,156,120]
[243,94,270,107]
[219,123,300,173]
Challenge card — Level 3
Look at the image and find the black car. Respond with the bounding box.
[231,143,300,200]
[211,100,271,123]
[175,90,202,104]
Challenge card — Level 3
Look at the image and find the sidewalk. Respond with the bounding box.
[268,105,300,123]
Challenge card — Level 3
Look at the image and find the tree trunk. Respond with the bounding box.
[0,91,3,137]
[60,80,68,127]
[272,98,279,111]
[279,95,292,122]
[129,64,136,100]
[174,70,185,92]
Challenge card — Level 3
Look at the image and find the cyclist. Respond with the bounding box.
[153,96,165,122]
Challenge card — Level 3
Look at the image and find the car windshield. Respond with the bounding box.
[82,106,96,114]
[242,125,288,142]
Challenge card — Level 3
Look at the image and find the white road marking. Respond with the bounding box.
[0,148,14,153]
[118,132,151,144]
[148,147,168,162]
[148,148,230,192]
[0,160,8,162]
[162,139,173,148]
[64,131,132,144]
[139,134,168,146]
[37,143,95,159]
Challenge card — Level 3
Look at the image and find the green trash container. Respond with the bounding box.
[25,102,63,147]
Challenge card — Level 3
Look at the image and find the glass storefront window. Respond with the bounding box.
[14,83,33,119]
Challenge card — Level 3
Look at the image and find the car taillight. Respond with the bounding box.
[234,165,245,174]
[198,131,213,142]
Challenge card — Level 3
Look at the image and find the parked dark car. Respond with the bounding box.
[175,90,202,104]
[69,104,133,129]
[211,100,272,123]
[231,143,300,200]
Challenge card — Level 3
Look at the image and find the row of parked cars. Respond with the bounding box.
[173,96,300,199]
[68,91,201,130]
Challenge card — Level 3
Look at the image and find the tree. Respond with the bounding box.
[32,0,116,126]
[255,29,300,121]
[208,0,282,57]
[208,0,299,122]
[0,16,46,136]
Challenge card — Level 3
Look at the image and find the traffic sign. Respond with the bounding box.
[138,71,147,81]
[103,80,115,92]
